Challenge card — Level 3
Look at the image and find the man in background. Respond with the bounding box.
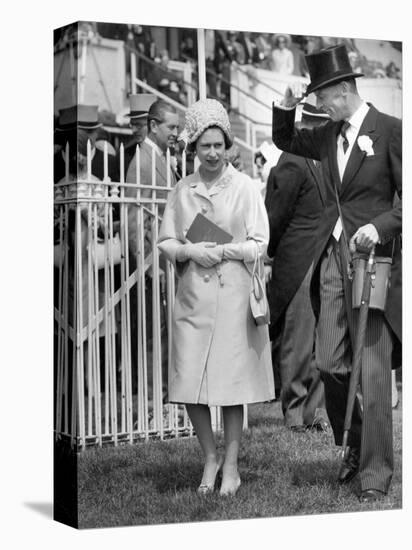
[265,103,330,432]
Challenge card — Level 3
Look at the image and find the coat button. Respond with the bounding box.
[201,206,208,214]
[203,274,210,282]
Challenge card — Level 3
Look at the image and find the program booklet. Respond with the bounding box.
[185,213,233,244]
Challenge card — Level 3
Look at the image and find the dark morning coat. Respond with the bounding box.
[265,152,323,330]
[271,103,402,348]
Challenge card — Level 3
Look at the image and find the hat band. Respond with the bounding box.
[307,70,364,94]
[77,121,102,129]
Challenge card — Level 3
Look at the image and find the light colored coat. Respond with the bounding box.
[158,164,275,406]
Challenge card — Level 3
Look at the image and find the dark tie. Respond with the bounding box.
[340,121,350,154]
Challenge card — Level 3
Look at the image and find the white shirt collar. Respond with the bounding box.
[346,101,369,132]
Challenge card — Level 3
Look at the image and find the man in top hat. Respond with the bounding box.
[54,104,118,183]
[265,102,330,433]
[272,44,401,502]
[123,93,156,173]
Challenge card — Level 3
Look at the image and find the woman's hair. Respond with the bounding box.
[186,124,232,154]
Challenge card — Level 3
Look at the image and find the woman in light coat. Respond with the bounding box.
[158,99,274,496]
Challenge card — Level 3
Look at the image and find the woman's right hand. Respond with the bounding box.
[176,242,223,268]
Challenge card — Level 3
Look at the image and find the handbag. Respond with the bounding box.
[250,245,270,326]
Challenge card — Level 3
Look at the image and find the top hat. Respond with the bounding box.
[56,104,102,131]
[126,94,156,119]
[301,102,330,120]
[305,44,363,95]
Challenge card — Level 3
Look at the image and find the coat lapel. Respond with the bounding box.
[327,122,342,191]
[191,164,234,201]
[305,158,325,205]
[341,105,380,193]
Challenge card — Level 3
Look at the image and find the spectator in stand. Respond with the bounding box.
[204,29,218,98]
[212,31,234,105]
[303,35,324,55]
[240,32,260,65]
[226,31,247,64]
[386,61,401,79]
[290,38,309,77]
[127,25,156,82]
[269,34,294,75]
[150,49,186,105]
[180,33,197,62]
[254,33,273,69]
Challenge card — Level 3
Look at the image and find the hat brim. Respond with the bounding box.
[305,71,364,95]
[301,111,330,120]
[125,112,148,119]
[55,122,102,131]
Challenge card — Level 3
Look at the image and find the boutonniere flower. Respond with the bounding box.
[357,135,374,156]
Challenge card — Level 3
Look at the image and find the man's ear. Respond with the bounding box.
[149,119,157,134]
[341,80,350,95]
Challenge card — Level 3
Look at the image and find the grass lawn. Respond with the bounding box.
[77,385,402,529]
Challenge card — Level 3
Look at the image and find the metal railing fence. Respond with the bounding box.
[54,142,202,450]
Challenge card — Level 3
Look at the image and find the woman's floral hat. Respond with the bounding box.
[179,98,233,148]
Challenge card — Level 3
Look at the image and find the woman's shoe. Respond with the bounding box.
[197,456,223,495]
[219,475,241,497]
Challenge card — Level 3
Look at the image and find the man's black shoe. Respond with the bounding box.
[359,489,385,503]
[338,447,360,483]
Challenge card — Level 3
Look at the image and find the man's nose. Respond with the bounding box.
[316,97,324,110]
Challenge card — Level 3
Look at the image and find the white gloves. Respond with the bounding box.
[176,242,224,268]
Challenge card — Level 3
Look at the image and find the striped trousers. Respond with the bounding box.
[316,237,393,493]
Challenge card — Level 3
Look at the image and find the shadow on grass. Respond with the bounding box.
[291,458,337,487]
[134,459,199,493]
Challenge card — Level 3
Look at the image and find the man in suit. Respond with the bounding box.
[125,99,179,401]
[272,44,402,502]
[265,104,330,433]
[123,93,156,174]
[125,99,179,257]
